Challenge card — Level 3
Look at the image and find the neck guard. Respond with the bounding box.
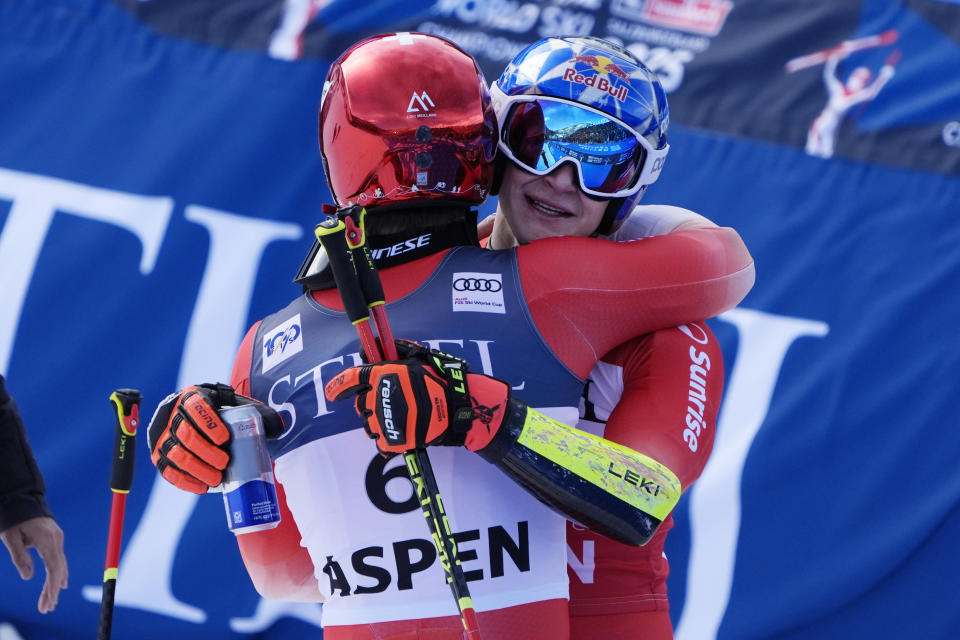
[293,205,480,291]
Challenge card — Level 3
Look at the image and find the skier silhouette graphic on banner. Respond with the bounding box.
[787,29,901,159]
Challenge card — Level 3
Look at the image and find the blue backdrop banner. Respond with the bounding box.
[1,1,958,639]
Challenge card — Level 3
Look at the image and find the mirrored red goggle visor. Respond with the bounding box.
[501,98,649,197]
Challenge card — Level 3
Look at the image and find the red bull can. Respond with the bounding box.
[219,405,282,535]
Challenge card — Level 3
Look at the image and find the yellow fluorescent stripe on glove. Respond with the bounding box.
[517,408,682,521]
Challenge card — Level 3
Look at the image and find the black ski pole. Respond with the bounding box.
[316,208,482,639]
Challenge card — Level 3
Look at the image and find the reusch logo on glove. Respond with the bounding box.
[376,375,407,446]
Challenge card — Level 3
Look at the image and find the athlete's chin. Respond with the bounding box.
[517,205,583,241]
[517,221,577,245]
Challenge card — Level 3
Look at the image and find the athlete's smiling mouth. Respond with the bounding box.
[527,196,573,217]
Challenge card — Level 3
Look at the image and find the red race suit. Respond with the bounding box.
[230,228,752,640]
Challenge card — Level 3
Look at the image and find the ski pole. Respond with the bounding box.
[98,388,142,640]
[340,207,481,636]
[316,209,482,639]
[341,207,397,358]
[313,214,383,362]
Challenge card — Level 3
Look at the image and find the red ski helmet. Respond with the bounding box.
[319,33,497,209]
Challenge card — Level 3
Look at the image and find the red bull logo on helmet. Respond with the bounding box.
[565,55,630,101]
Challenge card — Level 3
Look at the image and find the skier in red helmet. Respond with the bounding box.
[146,32,753,640]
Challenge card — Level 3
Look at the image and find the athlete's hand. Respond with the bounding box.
[1,516,68,613]
[147,383,284,494]
[477,213,496,240]
[324,342,511,456]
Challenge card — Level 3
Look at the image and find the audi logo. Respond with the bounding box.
[453,278,502,292]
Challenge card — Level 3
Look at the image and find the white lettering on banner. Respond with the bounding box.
[0,165,824,636]
[293,359,346,420]
[81,483,206,622]
[180,206,302,383]
[625,42,696,93]
[538,6,595,37]
[422,340,468,367]
[607,18,712,53]
[269,375,298,428]
[676,308,829,640]
[274,341,516,435]
[943,121,960,148]
[551,0,601,9]
[263,339,535,438]
[420,339,525,391]
[0,167,172,374]
[433,0,541,33]
[103,208,301,623]
[416,21,529,63]
[58,197,300,622]
[566,539,596,584]
[1,167,309,628]
[268,0,357,61]
[229,598,323,633]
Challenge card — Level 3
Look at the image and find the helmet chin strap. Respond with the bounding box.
[594,197,625,236]
[489,155,508,196]
[595,183,649,236]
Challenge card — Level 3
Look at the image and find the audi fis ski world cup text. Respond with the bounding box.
[451,272,506,315]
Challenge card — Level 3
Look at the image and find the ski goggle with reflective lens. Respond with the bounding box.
[498,96,669,198]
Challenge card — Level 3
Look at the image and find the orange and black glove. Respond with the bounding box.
[146,383,284,494]
[324,342,513,456]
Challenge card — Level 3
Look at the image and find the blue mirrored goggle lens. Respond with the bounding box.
[504,100,646,194]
